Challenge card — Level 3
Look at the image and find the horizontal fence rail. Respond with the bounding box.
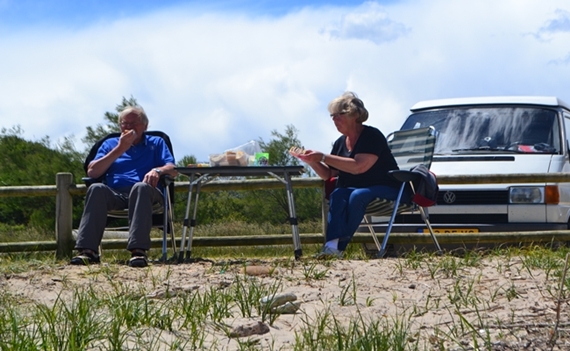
[3,232,570,254]
[5,172,570,198]
[1,172,570,257]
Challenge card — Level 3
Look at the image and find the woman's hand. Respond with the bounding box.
[290,148,321,164]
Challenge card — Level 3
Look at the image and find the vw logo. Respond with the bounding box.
[443,191,456,204]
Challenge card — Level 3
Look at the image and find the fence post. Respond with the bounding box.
[56,172,74,259]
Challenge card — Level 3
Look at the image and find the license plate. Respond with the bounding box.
[422,228,479,233]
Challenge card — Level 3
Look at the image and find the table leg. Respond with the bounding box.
[284,172,302,259]
[183,181,202,262]
[178,175,195,263]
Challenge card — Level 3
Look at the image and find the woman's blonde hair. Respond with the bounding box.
[327,91,369,123]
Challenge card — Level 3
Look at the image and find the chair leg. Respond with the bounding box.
[165,186,177,259]
[377,182,406,258]
[159,186,169,262]
[418,206,443,255]
[361,215,383,257]
[161,212,168,262]
[158,184,177,264]
[168,208,177,259]
[364,216,383,252]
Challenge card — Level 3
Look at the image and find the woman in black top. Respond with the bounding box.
[290,92,400,258]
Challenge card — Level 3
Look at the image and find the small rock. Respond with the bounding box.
[146,284,199,298]
[243,265,273,276]
[270,301,301,314]
[260,292,297,309]
[229,321,270,338]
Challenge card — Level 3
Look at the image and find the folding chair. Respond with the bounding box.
[360,126,443,258]
[82,131,177,262]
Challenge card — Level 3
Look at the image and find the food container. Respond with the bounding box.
[209,151,248,166]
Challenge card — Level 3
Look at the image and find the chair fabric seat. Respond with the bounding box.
[107,202,164,218]
[365,198,413,217]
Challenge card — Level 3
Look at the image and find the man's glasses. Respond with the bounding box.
[120,121,142,127]
[330,112,348,119]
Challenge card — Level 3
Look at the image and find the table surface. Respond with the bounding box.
[175,165,305,177]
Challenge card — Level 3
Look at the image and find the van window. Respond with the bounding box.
[402,107,561,155]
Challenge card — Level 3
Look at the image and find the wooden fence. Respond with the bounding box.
[2,172,570,258]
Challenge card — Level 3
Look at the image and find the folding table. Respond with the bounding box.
[175,165,305,262]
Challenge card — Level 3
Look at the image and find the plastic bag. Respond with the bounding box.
[210,140,262,166]
[225,140,262,156]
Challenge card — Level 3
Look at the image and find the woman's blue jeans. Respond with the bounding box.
[326,185,401,251]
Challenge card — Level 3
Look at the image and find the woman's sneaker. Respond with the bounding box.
[314,246,343,259]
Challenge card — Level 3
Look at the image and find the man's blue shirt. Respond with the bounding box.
[94,133,175,189]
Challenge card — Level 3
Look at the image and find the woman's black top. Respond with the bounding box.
[330,125,400,189]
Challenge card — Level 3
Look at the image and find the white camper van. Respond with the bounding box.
[395,96,570,233]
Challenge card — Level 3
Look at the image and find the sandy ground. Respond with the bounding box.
[2,255,570,350]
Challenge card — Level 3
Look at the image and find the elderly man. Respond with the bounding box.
[71,106,176,267]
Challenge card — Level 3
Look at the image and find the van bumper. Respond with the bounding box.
[359,222,569,234]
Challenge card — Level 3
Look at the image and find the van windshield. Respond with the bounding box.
[401,106,561,155]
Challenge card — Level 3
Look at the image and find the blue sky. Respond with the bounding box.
[1,0,570,164]
[0,0,382,23]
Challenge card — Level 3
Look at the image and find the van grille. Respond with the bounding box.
[436,190,509,205]
[396,213,508,224]
[395,190,510,224]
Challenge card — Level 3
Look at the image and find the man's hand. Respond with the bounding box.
[87,131,138,179]
[143,168,161,187]
[118,130,137,150]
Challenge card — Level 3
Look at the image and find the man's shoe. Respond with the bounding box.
[128,250,148,268]
[70,250,100,265]
[314,246,343,259]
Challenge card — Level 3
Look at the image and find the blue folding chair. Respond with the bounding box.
[360,127,443,258]
[81,131,177,262]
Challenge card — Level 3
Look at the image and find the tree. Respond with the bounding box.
[235,125,322,225]
[81,96,139,149]
[176,155,197,168]
[258,125,303,167]
[0,127,85,230]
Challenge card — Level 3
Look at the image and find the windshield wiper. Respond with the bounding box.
[451,147,514,152]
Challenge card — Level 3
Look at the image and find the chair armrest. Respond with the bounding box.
[160,174,174,186]
[82,177,103,187]
[82,174,174,188]
[388,170,421,183]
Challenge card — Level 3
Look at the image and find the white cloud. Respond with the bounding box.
[1,0,570,167]
[536,8,570,39]
[322,1,410,44]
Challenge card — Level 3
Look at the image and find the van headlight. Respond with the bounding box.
[509,187,544,204]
